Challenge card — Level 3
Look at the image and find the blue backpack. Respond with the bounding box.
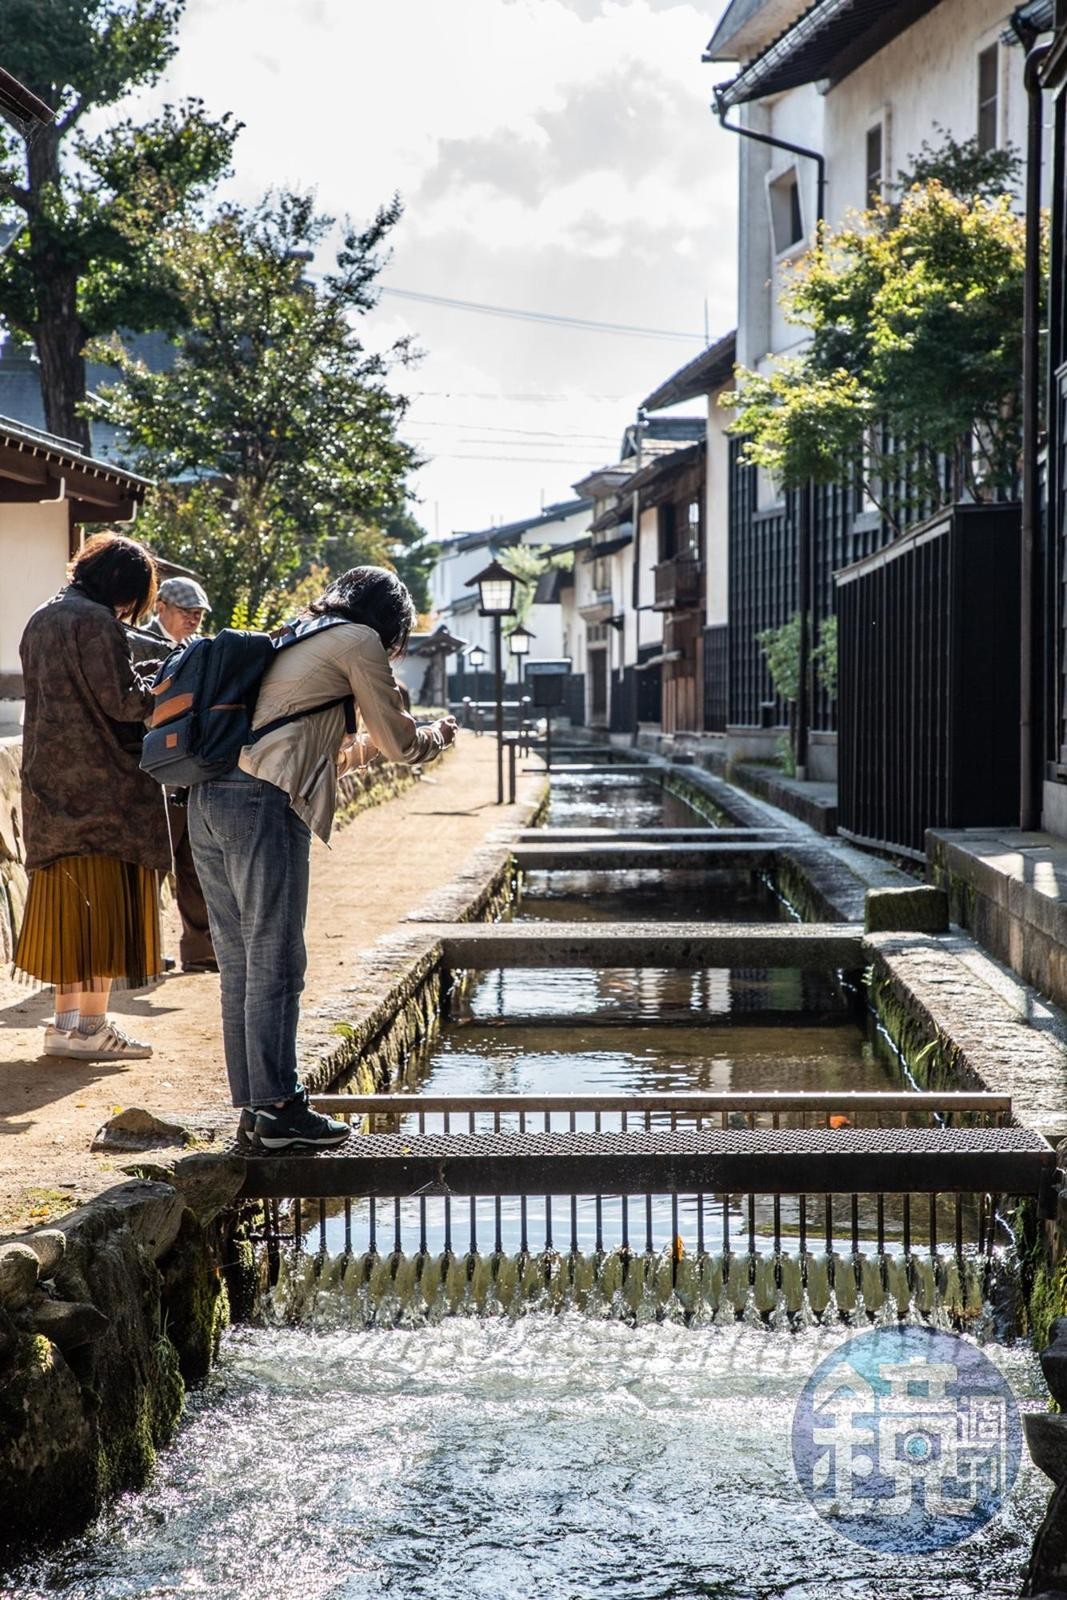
[140,615,355,787]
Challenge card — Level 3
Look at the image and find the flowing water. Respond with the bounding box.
[3,769,1050,1596]
[545,770,709,829]
[5,1319,1046,1600]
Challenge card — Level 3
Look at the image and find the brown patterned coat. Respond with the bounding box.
[19,586,172,873]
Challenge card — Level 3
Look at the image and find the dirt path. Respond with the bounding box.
[0,732,543,1230]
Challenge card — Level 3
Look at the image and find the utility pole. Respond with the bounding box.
[631,411,645,737]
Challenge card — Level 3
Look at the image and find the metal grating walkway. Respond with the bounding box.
[238,1123,1056,1202]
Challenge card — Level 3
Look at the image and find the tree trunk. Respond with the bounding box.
[33,287,89,449]
[25,121,90,452]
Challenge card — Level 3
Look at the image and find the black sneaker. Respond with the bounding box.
[254,1087,350,1151]
[236,1108,259,1150]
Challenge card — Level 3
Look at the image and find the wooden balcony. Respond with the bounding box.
[653,555,703,611]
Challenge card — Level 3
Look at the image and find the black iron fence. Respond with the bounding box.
[703,624,728,732]
[836,502,1021,858]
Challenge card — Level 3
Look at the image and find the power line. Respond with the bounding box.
[405,419,619,444]
[408,390,635,402]
[381,286,704,342]
[414,451,610,465]
[403,416,617,441]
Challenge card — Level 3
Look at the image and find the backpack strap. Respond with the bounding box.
[249,693,356,745]
[248,614,359,743]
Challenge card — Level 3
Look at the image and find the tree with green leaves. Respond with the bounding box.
[0,0,238,446]
[725,134,1034,520]
[91,191,422,624]
[499,542,575,626]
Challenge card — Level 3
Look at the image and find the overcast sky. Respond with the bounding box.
[148,0,738,538]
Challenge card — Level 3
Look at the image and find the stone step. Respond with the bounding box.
[431,920,865,970]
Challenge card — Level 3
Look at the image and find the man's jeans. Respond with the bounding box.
[188,770,311,1107]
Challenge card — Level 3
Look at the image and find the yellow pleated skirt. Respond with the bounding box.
[14,854,162,991]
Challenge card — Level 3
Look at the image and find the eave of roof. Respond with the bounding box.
[409,625,467,655]
[572,465,632,498]
[582,530,633,561]
[714,0,946,109]
[640,332,737,413]
[704,0,808,65]
[626,441,706,499]
[0,413,153,495]
[445,496,593,552]
[589,501,630,535]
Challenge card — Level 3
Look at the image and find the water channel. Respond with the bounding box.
[3,765,1050,1599]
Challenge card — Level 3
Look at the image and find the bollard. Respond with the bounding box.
[508,739,517,804]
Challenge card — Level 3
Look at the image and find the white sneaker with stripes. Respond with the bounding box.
[44,1022,153,1061]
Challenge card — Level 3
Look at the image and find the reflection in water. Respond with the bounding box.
[546,772,706,829]
[5,1319,1045,1600]
[515,866,790,923]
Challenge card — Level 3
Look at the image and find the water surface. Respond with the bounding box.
[6,1318,1045,1600]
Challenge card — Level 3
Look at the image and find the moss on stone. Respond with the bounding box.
[224,1231,259,1325]
[866,967,956,1087]
[865,886,949,935]
[1029,1256,1067,1366]
[661,773,729,827]
[161,1210,230,1387]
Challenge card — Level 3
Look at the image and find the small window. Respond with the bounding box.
[978,44,998,152]
[768,166,804,256]
[686,499,701,556]
[866,123,883,204]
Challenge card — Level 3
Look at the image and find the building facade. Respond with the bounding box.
[706,0,1036,783]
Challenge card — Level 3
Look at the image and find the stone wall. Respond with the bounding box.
[0,1161,242,1548]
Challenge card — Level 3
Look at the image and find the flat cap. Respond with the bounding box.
[158,576,212,611]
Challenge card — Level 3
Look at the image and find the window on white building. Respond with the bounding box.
[767,166,804,256]
[978,43,999,152]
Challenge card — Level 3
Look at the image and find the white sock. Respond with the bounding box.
[77,1014,107,1037]
[54,1009,78,1032]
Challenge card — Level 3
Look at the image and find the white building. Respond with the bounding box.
[430,498,592,708]
[704,0,1037,779]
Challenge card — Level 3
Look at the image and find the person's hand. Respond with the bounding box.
[438,716,458,748]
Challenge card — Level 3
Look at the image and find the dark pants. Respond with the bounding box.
[168,800,216,969]
[187,770,311,1108]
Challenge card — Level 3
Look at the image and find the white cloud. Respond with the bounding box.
[117,0,738,533]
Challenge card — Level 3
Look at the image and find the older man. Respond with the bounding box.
[140,575,218,974]
[147,576,212,647]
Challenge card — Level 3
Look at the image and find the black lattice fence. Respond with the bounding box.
[837,502,1021,857]
[703,624,728,732]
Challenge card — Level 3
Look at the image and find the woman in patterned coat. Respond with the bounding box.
[15,532,170,1060]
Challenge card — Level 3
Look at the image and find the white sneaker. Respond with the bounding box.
[45,1021,153,1062]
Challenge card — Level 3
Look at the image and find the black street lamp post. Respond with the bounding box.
[508,623,535,756]
[464,642,487,734]
[466,560,521,803]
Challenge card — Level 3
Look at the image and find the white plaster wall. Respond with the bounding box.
[637,505,663,653]
[734,2,1034,380]
[736,86,824,369]
[0,502,69,678]
[705,389,732,626]
[825,1,1030,220]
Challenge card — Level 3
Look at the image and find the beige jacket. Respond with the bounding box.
[239,621,444,843]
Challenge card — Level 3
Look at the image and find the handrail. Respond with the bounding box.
[311,1091,1011,1116]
